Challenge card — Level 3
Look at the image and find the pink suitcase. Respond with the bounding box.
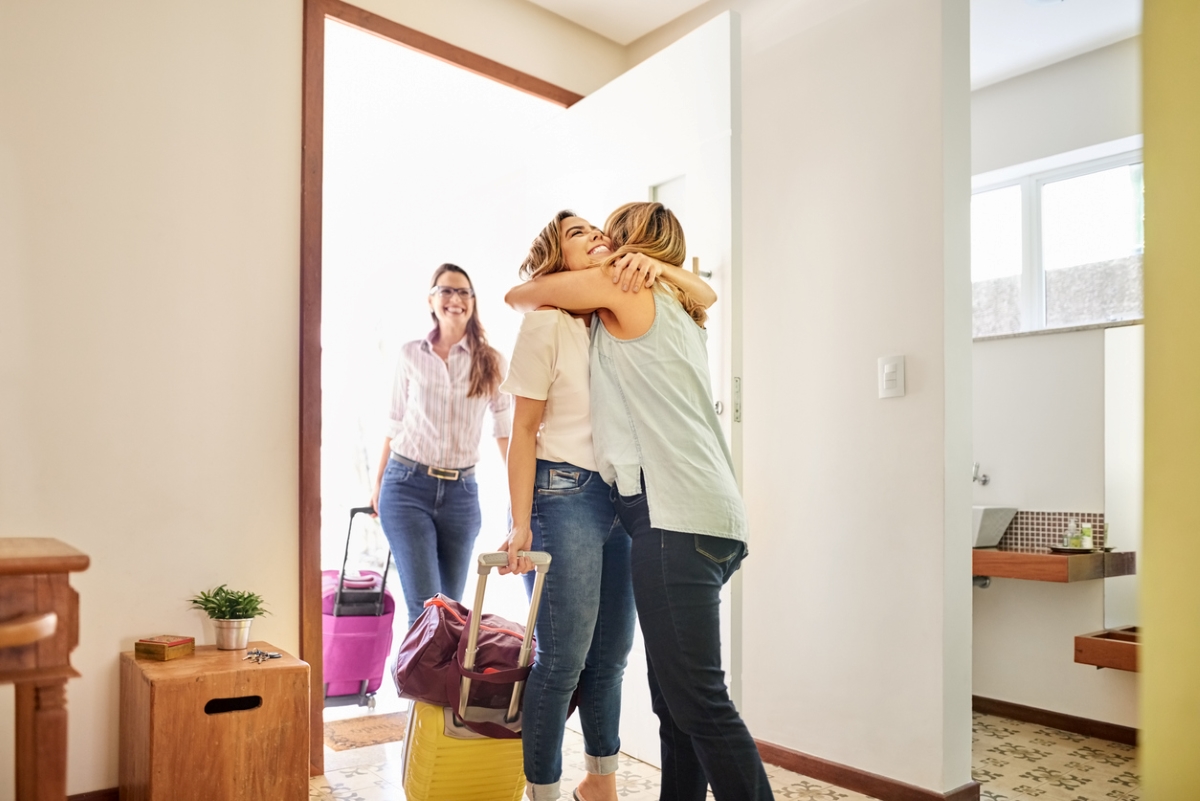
[322,506,396,709]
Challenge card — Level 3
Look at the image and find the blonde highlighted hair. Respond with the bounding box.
[519,209,577,280]
[602,202,707,327]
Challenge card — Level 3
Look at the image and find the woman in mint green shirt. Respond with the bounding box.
[506,203,771,801]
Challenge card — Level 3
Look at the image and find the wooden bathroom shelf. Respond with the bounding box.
[1075,626,1139,672]
[972,549,1136,583]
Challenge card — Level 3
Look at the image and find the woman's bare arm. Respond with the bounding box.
[655,263,717,308]
[505,267,633,315]
[605,254,717,308]
[506,268,656,339]
[498,397,545,575]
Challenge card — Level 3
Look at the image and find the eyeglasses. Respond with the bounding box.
[429,286,475,299]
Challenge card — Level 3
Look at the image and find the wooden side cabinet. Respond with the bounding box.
[119,641,310,801]
[0,537,90,801]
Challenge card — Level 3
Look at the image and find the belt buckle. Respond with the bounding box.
[427,466,460,481]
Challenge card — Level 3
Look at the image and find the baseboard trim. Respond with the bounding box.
[68,790,118,801]
[756,739,980,801]
[973,695,1138,746]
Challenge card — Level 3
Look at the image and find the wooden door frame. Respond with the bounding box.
[300,0,581,775]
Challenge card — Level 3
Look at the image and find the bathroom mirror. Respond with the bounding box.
[1103,324,1143,629]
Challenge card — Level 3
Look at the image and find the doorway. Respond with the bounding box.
[300,0,581,773]
[318,5,567,733]
[301,0,741,776]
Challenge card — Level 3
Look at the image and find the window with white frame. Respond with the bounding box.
[971,148,1144,338]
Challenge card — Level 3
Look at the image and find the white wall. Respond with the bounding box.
[973,331,1106,512]
[737,0,975,793]
[974,578,1137,725]
[972,329,1138,727]
[1104,325,1143,630]
[971,36,1141,175]
[0,1,624,796]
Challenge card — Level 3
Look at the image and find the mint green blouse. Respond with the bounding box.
[589,289,748,542]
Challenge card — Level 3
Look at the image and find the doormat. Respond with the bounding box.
[323,711,409,751]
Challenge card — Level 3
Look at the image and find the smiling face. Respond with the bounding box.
[428,268,475,327]
[558,216,612,271]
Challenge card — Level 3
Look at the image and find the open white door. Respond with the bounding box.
[508,13,741,767]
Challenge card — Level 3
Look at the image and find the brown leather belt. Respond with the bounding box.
[391,453,475,481]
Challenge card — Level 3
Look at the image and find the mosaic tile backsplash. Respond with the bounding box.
[998,510,1106,552]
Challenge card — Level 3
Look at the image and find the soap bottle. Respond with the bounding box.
[1068,518,1081,548]
[1081,523,1094,550]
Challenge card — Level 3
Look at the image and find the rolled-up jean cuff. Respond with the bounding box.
[585,752,620,775]
[527,781,560,801]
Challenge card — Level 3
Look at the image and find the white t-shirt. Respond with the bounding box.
[500,309,596,471]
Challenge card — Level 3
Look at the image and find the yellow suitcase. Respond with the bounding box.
[401,551,551,801]
[402,700,526,800]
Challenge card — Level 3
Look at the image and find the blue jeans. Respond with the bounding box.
[612,488,772,801]
[376,456,481,627]
[521,461,636,800]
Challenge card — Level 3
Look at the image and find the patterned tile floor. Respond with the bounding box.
[309,712,1140,800]
[971,712,1140,801]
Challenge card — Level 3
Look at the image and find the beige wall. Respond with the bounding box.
[3,0,978,795]
[353,0,626,96]
[0,1,622,795]
[0,3,303,794]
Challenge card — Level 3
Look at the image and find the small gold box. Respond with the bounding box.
[135,635,195,661]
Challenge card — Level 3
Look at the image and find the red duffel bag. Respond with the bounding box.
[393,593,534,712]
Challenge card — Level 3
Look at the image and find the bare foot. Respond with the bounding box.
[575,772,617,801]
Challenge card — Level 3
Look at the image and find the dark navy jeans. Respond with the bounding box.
[521,461,636,800]
[612,488,772,801]
[377,456,481,627]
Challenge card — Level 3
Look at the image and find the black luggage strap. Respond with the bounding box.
[334,506,393,617]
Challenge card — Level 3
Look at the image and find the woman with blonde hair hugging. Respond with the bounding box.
[506,202,772,801]
[499,209,715,801]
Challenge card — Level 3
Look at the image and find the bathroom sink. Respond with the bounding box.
[973,506,1017,548]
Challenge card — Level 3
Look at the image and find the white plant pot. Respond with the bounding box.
[213,618,253,650]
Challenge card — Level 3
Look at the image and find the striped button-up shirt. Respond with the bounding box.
[386,334,512,468]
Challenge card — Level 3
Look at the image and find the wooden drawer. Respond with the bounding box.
[1075,626,1139,672]
[0,573,79,676]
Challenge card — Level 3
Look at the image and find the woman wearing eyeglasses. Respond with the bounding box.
[370,263,512,627]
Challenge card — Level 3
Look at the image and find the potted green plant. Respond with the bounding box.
[189,585,269,650]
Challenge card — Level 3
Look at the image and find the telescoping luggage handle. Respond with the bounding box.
[458,550,552,724]
[334,506,393,617]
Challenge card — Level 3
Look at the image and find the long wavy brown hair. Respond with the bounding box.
[602,202,707,327]
[429,263,502,398]
[519,209,577,280]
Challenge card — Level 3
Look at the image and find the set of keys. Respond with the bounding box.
[243,648,282,664]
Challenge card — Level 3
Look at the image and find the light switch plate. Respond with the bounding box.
[878,355,905,398]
